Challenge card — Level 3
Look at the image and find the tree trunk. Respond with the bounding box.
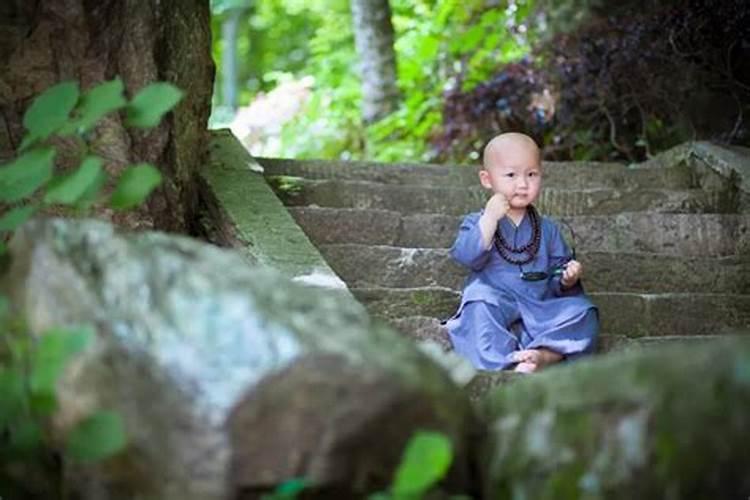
[350,0,399,123]
[0,0,215,234]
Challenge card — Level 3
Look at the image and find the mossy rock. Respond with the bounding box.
[480,337,750,499]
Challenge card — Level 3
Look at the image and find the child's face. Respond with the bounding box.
[479,141,542,210]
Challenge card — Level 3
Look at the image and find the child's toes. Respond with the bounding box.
[514,361,538,373]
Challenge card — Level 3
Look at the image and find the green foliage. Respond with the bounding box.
[66,411,127,463]
[0,148,55,202]
[209,0,319,109]
[363,0,533,163]
[44,156,103,205]
[0,76,182,493]
[0,323,126,463]
[0,206,36,232]
[260,430,456,500]
[261,478,310,500]
[246,0,534,162]
[20,82,79,150]
[69,79,128,134]
[388,431,453,498]
[0,77,182,237]
[126,82,184,128]
[110,164,163,210]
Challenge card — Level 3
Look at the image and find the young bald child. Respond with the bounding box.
[445,132,598,373]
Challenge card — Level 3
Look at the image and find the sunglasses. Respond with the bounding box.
[520,219,577,281]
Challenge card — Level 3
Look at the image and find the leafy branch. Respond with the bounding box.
[0,77,182,495]
[0,78,183,252]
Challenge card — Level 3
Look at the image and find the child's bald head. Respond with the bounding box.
[478,132,543,205]
[482,132,541,171]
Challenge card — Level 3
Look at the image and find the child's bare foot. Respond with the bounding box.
[514,361,537,373]
[512,348,563,373]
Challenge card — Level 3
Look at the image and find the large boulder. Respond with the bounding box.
[0,0,214,232]
[480,338,750,499]
[0,218,478,499]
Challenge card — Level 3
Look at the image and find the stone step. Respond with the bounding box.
[386,315,723,354]
[351,286,750,338]
[289,207,750,255]
[269,179,737,216]
[320,244,750,294]
[259,157,720,191]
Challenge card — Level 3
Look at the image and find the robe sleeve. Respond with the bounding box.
[450,212,492,271]
[547,220,584,297]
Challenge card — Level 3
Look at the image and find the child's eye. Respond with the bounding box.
[528,171,539,177]
[505,173,515,178]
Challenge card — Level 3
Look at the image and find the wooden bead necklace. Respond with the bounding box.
[493,205,541,265]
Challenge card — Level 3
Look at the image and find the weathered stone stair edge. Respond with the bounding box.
[642,141,750,198]
[258,155,626,179]
[320,242,750,260]
[258,156,715,191]
[259,141,749,208]
[200,130,351,294]
[273,179,737,216]
[288,207,750,255]
[318,244,750,294]
[388,314,722,354]
[351,286,750,337]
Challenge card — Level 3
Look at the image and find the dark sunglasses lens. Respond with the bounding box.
[521,271,548,281]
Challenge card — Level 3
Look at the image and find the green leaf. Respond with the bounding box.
[0,205,36,232]
[456,25,484,53]
[125,83,184,128]
[274,478,308,497]
[21,81,80,149]
[30,325,94,395]
[8,420,43,453]
[44,156,103,205]
[0,147,56,202]
[0,368,25,425]
[435,0,457,29]
[391,431,453,497]
[109,163,161,210]
[65,78,127,134]
[417,36,440,61]
[28,391,57,416]
[66,411,127,462]
[74,167,108,210]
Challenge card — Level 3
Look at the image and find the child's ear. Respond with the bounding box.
[478,169,493,190]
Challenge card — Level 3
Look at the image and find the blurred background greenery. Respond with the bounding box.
[208,0,749,164]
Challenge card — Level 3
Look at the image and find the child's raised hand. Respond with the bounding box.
[484,193,509,222]
[561,260,583,288]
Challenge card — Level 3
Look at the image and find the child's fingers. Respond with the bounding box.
[567,260,582,279]
[563,267,574,282]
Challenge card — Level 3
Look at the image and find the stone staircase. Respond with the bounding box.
[257,146,750,355]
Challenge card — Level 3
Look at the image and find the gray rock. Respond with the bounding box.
[1,218,477,500]
[354,286,750,337]
[479,337,750,499]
